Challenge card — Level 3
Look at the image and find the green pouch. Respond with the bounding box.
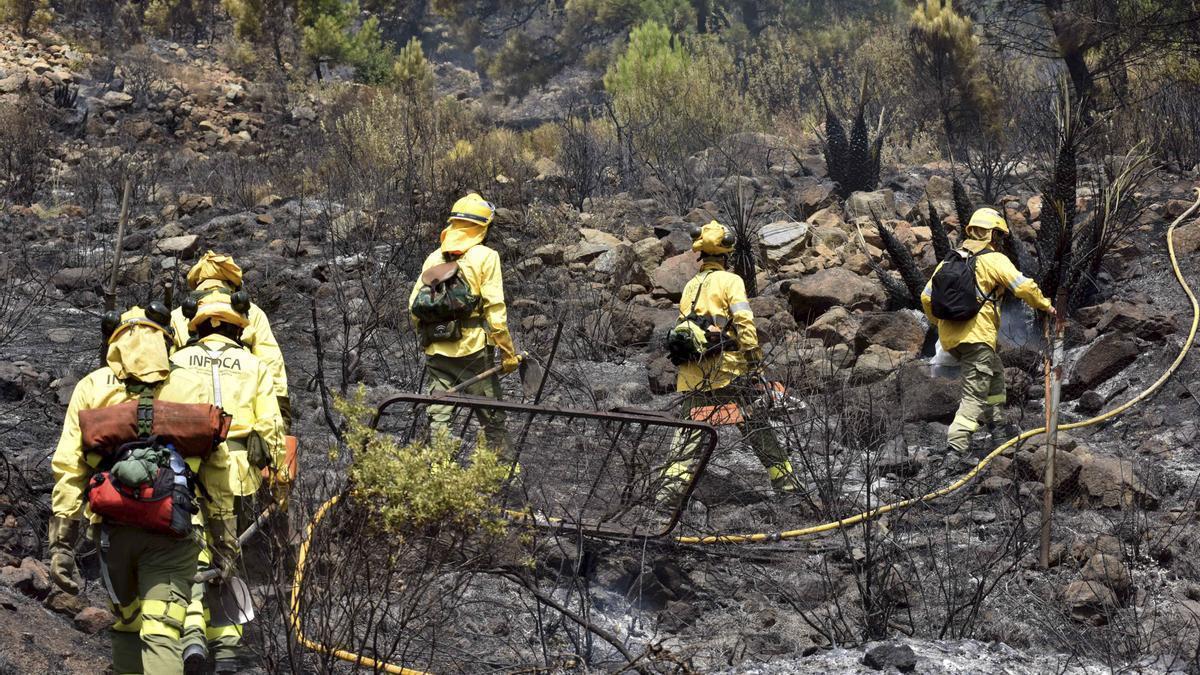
[419,319,463,347]
[111,447,169,487]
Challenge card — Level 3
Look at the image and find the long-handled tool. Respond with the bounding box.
[440,351,542,396]
[195,504,279,624]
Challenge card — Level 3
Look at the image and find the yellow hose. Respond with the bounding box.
[289,493,430,675]
[674,187,1200,545]
[289,188,1200,669]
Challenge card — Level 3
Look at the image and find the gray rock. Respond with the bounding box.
[758,220,810,264]
[651,252,700,301]
[863,642,917,672]
[807,306,860,347]
[155,234,200,257]
[100,90,133,109]
[845,189,897,220]
[784,268,887,321]
[50,267,99,292]
[1065,332,1138,399]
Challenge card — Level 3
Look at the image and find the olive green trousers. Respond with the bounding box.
[103,525,199,675]
[425,348,511,454]
[661,386,796,501]
[946,342,1007,453]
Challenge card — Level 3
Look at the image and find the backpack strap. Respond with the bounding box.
[682,271,715,319]
[968,250,1002,306]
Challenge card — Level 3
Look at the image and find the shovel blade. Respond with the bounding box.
[205,575,255,625]
[518,357,545,398]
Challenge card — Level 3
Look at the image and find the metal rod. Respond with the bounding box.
[1039,292,1067,569]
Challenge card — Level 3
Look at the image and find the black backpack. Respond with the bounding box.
[929,251,998,321]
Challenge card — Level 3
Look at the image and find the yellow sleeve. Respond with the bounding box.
[198,442,234,519]
[246,305,288,397]
[253,367,288,477]
[50,376,94,519]
[169,307,190,351]
[477,248,518,361]
[724,273,760,355]
[921,262,941,323]
[983,253,1052,312]
[478,248,508,334]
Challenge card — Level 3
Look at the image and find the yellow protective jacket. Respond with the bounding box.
[50,367,234,522]
[676,261,761,392]
[409,242,516,361]
[921,241,1052,350]
[170,302,288,399]
[168,334,285,497]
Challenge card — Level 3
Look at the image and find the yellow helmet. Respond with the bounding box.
[448,193,495,227]
[103,305,171,344]
[186,250,243,291]
[103,306,172,384]
[692,220,736,255]
[967,208,1010,234]
[188,292,250,331]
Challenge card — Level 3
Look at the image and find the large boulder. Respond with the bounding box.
[1019,445,1083,497]
[862,643,917,673]
[758,220,810,265]
[177,193,213,215]
[1175,218,1200,256]
[854,311,926,356]
[155,234,200,257]
[593,244,651,289]
[1080,553,1131,598]
[1064,580,1117,625]
[1065,332,1139,399]
[784,268,887,321]
[651,252,700,301]
[50,266,99,292]
[565,240,612,264]
[793,177,836,211]
[807,306,861,347]
[1093,300,1177,342]
[845,189,897,220]
[894,362,959,422]
[632,237,665,272]
[1073,454,1158,510]
[851,345,911,385]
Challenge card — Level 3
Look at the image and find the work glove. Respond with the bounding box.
[201,516,240,584]
[266,469,291,511]
[246,431,272,470]
[277,396,293,433]
[47,516,81,595]
[492,329,521,374]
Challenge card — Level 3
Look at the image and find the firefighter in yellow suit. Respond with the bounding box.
[170,251,291,431]
[921,207,1056,458]
[408,193,521,455]
[47,307,235,675]
[168,292,286,673]
[659,221,799,504]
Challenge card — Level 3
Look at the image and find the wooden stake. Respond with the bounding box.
[1039,290,1068,569]
[104,177,132,313]
[100,178,132,365]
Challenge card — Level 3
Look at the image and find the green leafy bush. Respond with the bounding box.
[337,388,507,536]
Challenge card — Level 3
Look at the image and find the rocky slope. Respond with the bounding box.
[1,22,1200,674]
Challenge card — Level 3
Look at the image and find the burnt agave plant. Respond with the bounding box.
[819,75,887,199]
